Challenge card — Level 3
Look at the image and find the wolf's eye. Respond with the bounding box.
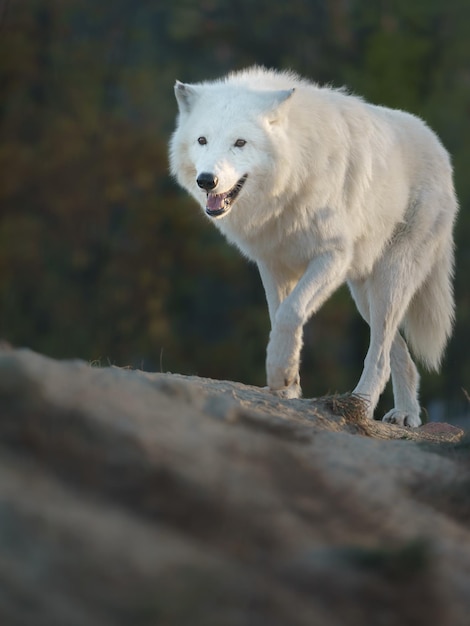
[234,139,246,148]
[197,136,207,145]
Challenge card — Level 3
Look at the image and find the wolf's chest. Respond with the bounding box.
[220,212,318,274]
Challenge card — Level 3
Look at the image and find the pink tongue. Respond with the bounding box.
[207,193,228,212]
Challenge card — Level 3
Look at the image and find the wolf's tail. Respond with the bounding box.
[402,243,455,371]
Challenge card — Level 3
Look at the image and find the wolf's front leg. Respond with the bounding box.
[264,248,351,399]
[266,318,303,398]
[257,261,303,398]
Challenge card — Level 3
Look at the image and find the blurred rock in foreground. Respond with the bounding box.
[0,348,469,626]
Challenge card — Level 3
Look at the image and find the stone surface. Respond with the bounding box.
[0,347,469,625]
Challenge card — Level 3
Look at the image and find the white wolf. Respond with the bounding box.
[169,66,457,427]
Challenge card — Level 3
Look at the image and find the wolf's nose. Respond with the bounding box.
[197,172,218,191]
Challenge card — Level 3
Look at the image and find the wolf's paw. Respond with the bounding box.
[382,409,421,428]
[269,381,302,400]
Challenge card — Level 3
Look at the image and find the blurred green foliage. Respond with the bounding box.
[1,0,469,416]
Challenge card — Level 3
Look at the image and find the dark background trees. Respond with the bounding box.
[1,0,469,418]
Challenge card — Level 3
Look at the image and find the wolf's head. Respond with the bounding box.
[169,79,295,221]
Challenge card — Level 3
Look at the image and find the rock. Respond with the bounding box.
[0,347,469,625]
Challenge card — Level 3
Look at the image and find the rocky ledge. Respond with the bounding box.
[0,347,469,625]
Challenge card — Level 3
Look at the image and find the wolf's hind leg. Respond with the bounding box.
[349,269,421,425]
[383,333,421,427]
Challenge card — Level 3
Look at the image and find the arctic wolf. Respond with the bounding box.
[169,67,457,427]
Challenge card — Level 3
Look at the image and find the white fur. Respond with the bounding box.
[169,67,458,427]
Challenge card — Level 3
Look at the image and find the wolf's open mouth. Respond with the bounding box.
[205,175,248,217]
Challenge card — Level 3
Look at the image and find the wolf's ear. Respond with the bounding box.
[174,81,199,115]
[261,88,296,124]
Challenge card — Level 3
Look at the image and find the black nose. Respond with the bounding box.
[197,172,218,191]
